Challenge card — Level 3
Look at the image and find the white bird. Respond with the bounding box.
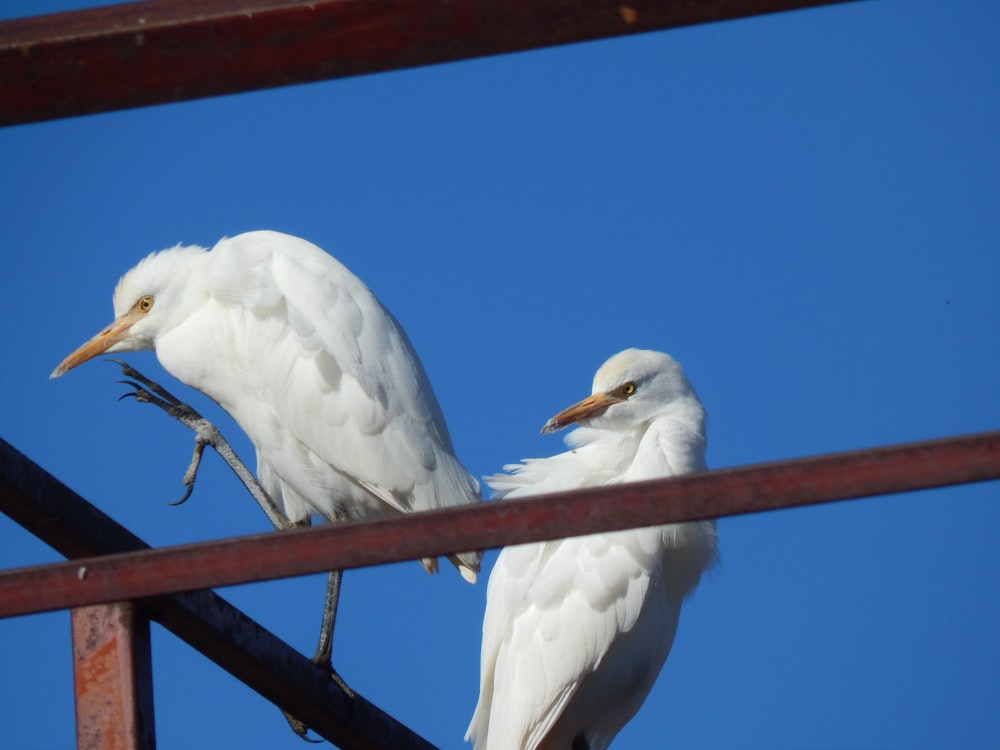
[51,230,481,589]
[466,349,717,750]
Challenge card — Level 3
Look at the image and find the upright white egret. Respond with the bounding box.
[466,349,717,750]
[51,230,483,708]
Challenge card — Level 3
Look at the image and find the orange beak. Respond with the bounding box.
[541,391,625,434]
[50,307,145,379]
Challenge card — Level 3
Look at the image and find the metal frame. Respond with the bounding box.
[4,431,999,749]
[4,431,1000,619]
[72,602,157,750]
[6,2,997,749]
[0,0,859,126]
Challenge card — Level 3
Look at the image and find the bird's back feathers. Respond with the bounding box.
[126,231,482,579]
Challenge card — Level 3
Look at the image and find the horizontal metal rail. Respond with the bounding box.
[0,0,861,126]
[0,436,436,749]
[2,430,998,620]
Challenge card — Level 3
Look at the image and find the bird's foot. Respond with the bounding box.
[279,659,354,742]
[109,359,293,530]
[282,711,324,743]
[309,646,355,700]
[113,360,227,506]
[330,668,354,699]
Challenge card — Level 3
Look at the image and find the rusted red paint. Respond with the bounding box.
[71,603,155,750]
[2,430,999,619]
[0,0,860,126]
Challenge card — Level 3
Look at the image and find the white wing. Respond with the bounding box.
[469,427,653,750]
[157,231,481,572]
[468,528,666,750]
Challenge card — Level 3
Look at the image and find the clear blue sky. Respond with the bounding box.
[1,1,998,747]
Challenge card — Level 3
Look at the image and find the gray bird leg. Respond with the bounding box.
[312,569,343,668]
[306,511,353,689]
[280,518,351,677]
[284,567,354,740]
[111,360,292,531]
[111,360,354,741]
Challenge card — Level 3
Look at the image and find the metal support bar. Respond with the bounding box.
[0,0,861,126]
[71,602,156,750]
[144,587,438,750]
[0,437,436,749]
[3,430,999,619]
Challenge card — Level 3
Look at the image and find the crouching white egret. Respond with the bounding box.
[52,230,483,733]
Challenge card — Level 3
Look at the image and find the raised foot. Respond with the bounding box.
[114,360,223,505]
[108,359,292,530]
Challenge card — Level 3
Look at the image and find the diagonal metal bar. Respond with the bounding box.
[0,0,862,127]
[2,430,999,620]
[0,437,436,750]
[141,586,439,750]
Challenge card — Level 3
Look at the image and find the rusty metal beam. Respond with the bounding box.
[142,587,439,750]
[0,0,862,127]
[0,437,436,750]
[71,602,156,750]
[2,430,999,619]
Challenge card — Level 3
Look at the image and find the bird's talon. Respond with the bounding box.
[330,669,355,699]
[105,357,130,371]
[282,712,323,743]
[167,438,207,506]
[108,359,184,404]
[168,484,194,506]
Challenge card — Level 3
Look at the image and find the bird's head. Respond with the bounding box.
[50,245,209,378]
[540,348,703,434]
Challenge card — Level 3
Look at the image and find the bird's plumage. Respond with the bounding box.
[53,230,481,580]
[467,349,717,750]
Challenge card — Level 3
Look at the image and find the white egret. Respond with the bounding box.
[466,349,717,750]
[51,230,483,711]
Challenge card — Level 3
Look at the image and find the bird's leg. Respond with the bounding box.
[111,360,292,531]
[169,439,207,506]
[112,361,355,740]
[282,567,354,741]
[283,511,354,739]
[314,569,353,696]
[281,517,350,682]
[309,509,353,692]
[312,569,342,668]
[280,533,353,740]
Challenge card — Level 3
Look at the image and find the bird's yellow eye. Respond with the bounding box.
[620,382,637,397]
[137,295,154,313]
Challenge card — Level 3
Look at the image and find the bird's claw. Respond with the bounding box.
[106,359,292,530]
[282,711,324,743]
[280,661,354,742]
[328,666,354,699]
[167,473,196,506]
[108,358,183,404]
[168,440,206,505]
[117,379,166,409]
[109,362,215,505]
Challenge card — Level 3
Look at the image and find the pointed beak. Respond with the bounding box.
[50,308,144,379]
[541,391,626,434]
